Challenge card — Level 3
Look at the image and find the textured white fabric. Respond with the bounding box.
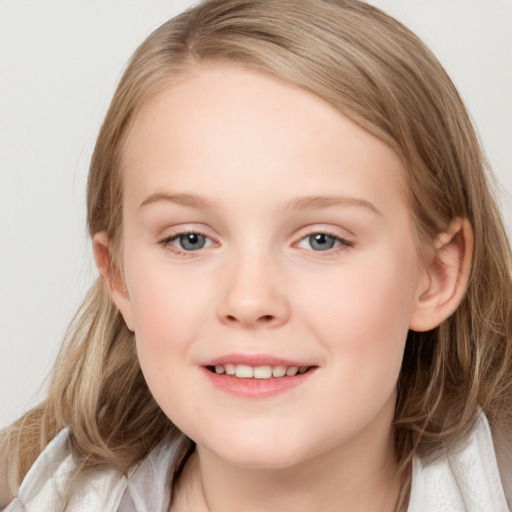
[2,410,509,511]
[407,412,510,512]
[2,430,181,512]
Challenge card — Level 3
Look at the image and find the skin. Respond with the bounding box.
[94,64,473,511]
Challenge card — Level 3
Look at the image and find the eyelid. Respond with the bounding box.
[294,224,353,241]
[296,232,352,248]
[157,225,354,257]
[158,227,218,257]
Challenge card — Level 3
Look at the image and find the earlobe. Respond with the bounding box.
[409,218,473,332]
[92,232,134,331]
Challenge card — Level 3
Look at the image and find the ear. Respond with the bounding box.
[92,232,134,331]
[409,218,473,332]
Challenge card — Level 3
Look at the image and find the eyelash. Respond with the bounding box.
[159,229,216,258]
[296,231,353,253]
[158,229,353,258]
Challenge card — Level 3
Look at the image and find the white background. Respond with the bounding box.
[1,0,511,429]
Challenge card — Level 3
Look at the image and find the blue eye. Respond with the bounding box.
[309,233,336,251]
[175,233,207,251]
[297,233,351,252]
[161,232,214,253]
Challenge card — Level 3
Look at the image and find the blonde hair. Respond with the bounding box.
[2,0,511,509]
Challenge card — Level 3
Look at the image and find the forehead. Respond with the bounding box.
[120,64,409,217]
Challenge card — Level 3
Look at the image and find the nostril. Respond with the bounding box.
[224,314,274,324]
[220,309,285,327]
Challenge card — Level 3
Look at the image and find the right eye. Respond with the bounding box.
[159,231,215,254]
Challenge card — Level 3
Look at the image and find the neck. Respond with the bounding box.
[172,411,401,512]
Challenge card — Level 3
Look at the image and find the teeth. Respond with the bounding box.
[272,365,287,378]
[211,363,310,379]
[235,364,253,378]
[253,365,272,379]
[286,366,299,376]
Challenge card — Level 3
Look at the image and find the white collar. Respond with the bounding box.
[408,410,510,511]
[8,411,509,511]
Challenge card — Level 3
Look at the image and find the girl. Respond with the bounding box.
[1,0,511,510]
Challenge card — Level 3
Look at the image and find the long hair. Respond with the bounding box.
[2,1,511,509]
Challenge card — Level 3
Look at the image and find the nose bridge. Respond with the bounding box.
[216,241,290,328]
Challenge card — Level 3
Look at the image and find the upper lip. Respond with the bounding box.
[201,353,314,367]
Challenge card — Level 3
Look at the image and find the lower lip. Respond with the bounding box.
[201,367,316,398]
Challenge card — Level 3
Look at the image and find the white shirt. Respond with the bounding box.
[2,411,510,512]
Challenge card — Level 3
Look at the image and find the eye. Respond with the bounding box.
[297,232,352,252]
[161,232,214,252]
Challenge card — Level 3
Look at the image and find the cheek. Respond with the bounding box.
[341,272,412,343]
[123,255,206,375]
[125,269,208,420]
[303,249,419,378]
[125,246,205,333]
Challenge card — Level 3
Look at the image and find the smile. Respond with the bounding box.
[202,356,317,398]
[207,364,311,379]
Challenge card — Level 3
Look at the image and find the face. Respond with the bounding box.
[113,64,429,470]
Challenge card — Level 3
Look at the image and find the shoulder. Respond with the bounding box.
[408,410,511,512]
[1,428,126,512]
[1,428,189,512]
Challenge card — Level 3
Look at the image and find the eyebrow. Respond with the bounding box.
[285,195,381,216]
[139,192,217,210]
[139,192,381,216]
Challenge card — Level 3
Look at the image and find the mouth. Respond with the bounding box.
[206,363,313,379]
[201,356,317,398]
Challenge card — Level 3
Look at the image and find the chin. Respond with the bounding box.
[201,429,315,470]
[221,450,305,471]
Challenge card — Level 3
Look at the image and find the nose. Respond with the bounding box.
[216,250,291,329]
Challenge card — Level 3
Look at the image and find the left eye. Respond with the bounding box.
[297,233,348,251]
